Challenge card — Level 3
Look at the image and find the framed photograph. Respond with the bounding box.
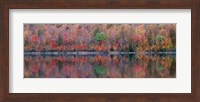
[0,0,199,102]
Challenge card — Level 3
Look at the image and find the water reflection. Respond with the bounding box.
[24,54,176,78]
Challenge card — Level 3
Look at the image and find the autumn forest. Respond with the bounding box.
[24,24,176,53]
[24,24,176,78]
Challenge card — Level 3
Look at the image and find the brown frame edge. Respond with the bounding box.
[0,0,200,102]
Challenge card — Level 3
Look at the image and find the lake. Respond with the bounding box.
[24,54,176,78]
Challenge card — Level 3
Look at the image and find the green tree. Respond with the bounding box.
[56,35,62,46]
[94,32,106,46]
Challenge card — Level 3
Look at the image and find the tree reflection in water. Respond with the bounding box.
[24,54,176,78]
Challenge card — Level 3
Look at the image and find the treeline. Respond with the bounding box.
[24,24,176,52]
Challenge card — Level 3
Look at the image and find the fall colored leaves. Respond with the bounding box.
[24,24,176,52]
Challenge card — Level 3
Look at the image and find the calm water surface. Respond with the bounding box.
[24,54,176,78]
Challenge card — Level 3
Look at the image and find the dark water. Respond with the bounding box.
[24,54,176,78]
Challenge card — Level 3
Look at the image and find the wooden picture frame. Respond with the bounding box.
[0,0,199,102]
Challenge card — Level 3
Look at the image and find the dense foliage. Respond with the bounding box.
[24,24,176,52]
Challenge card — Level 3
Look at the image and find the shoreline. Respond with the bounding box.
[24,51,176,55]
